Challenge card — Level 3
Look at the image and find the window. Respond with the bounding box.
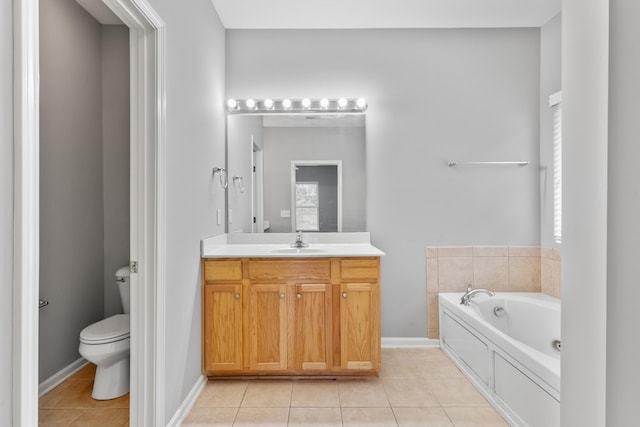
[549,91,562,243]
[295,182,319,231]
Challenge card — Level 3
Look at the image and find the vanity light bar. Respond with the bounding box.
[226,98,368,114]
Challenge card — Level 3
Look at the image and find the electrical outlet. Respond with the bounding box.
[280,210,290,218]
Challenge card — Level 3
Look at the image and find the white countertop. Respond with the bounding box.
[201,233,385,258]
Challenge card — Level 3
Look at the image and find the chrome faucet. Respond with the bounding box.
[291,231,309,248]
[460,285,495,306]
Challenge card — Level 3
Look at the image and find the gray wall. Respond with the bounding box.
[226,29,541,336]
[39,0,106,382]
[607,2,640,425]
[0,0,13,421]
[143,0,227,420]
[227,115,262,233]
[262,126,366,233]
[101,26,130,317]
[38,0,130,383]
[539,13,562,248]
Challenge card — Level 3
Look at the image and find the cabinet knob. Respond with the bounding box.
[296,293,302,300]
[342,292,348,299]
[279,293,285,299]
[234,294,240,300]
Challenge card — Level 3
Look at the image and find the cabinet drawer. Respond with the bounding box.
[204,260,243,282]
[248,260,330,282]
[340,259,379,280]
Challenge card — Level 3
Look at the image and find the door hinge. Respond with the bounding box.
[253,216,257,223]
[253,166,256,173]
[130,261,138,273]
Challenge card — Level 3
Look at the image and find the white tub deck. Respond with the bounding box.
[439,292,561,427]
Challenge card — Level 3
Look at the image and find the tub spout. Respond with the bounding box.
[460,287,495,306]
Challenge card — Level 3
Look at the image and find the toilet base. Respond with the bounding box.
[92,357,130,400]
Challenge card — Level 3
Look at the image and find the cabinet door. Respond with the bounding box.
[293,283,332,371]
[203,284,243,372]
[340,282,380,371]
[249,283,288,371]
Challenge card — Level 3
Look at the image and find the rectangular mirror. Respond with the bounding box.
[226,114,366,233]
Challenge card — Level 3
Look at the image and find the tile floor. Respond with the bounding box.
[183,348,509,427]
[39,363,130,427]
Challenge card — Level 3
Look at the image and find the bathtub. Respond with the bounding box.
[438,292,560,427]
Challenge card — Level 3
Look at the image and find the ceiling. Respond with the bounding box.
[210,0,561,29]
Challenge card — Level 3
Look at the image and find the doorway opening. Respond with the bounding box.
[13,0,166,424]
[290,160,343,232]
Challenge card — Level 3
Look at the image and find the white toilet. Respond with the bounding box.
[79,266,131,400]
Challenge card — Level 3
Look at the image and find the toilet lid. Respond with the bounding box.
[80,314,130,344]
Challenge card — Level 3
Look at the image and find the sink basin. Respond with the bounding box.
[271,248,326,254]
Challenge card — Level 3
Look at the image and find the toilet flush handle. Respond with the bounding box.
[116,277,126,283]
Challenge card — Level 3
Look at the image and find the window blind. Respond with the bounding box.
[549,91,562,243]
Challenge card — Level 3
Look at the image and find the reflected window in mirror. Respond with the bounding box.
[295,182,319,231]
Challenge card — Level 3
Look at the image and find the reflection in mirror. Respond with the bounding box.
[226,114,366,233]
[293,161,341,232]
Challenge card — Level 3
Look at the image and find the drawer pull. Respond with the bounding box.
[342,292,348,299]
[234,294,241,300]
[296,293,302,300]
[280,293,285,299]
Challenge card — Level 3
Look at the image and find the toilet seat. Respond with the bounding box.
[80,314,130,345]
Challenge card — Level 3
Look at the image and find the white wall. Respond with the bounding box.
[101,25,130,317]
[39,0,105,382]
[226,29,541,336]
[143,0,227,421]
[606,0,640,425]
[539,13,562,248]
[561,0,609,425]
[0,0,13,422]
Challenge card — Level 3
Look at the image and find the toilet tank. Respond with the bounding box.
[115,265,131,314]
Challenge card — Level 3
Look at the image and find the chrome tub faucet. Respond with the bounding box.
[460,285,495,306]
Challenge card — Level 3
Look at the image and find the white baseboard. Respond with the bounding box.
[166,374,207,427]
[39,357,89,397]
[381,337,440,348]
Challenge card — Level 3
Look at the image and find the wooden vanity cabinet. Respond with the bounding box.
[248,283,288,371]
[294,282,333,371]
[338,259,381,371]
[202,257,380,377]
[202,261,243,372]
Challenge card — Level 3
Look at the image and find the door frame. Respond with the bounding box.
[12,0,166,425]
[251,137,264,233]
[290,160,343,232]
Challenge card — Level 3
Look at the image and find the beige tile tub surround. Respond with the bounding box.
[541,247,562,299]
[426,246,561,339]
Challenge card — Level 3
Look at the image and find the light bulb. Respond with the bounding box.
[301,98,311,109]
[246,99,256,109]
[263,98,274,109]
[337,98,348,109]
[320,98,329,109]
[227,99,238,110]
[282,99,292,109]
[356,98,367,109]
